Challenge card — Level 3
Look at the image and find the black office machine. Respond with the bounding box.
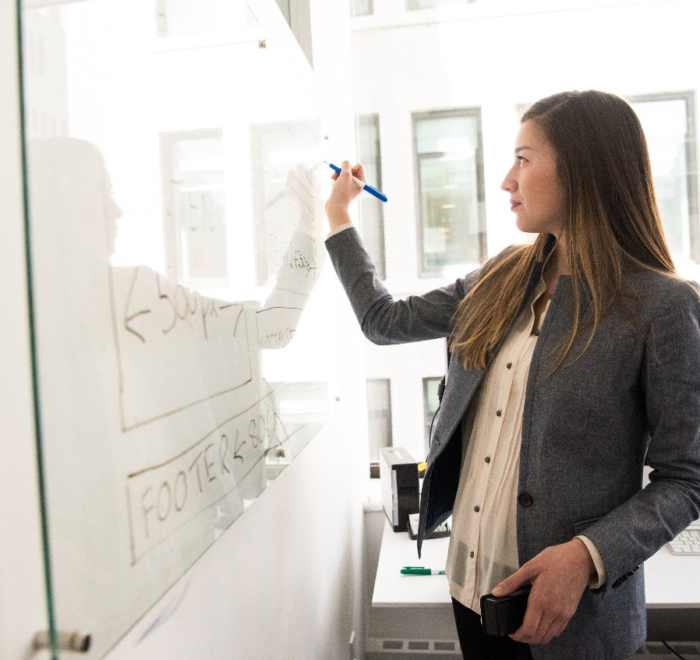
[379,447,419,532]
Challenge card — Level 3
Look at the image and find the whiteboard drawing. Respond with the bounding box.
[27,134,328,656]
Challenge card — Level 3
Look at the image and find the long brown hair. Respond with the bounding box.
[450,90,676,371]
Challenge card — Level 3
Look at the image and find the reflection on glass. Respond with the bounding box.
[20,0,333,656]
[415,111,484,272]
[22,9,67,140]
[161,131,227,281]
[250,121,323,286]
[352,0,374,16]
[267,381,329,478]
[357,115,386,279]
[367,379,392,463]
[157,0,218,37]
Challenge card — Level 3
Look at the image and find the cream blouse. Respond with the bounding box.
[446,277,605,614]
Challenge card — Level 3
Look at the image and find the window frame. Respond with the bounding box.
[627,90,699,262]
[160,128,227,286]
[407,0,475,10]
[357,113,386,279]
[367,378,393,478]
[352,0,374,17]
[413,107,486,277]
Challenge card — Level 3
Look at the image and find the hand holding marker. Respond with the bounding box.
[327,162,388,203]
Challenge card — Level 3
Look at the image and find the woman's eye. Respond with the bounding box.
[517,155,527,164]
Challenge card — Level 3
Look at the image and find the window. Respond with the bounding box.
[160,130,227,284]
[367,379,392,476]
[414,109,486,275]
[352,0,374,16]
[357,115,386,279]
[629,92,699,262]
[423,377,441,453]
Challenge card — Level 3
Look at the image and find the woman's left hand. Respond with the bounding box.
[491,538,595,645]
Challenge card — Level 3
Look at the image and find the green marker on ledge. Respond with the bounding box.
[401,566,445,576]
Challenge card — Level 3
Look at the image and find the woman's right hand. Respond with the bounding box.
[325,160,366,231]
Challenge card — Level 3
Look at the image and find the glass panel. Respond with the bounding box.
[631,98,690,258]
[418,152,480,267]
[408,0,474,11]
[20,0,335,656]
[416,115,477,155]
[416,113,483,271]
[357,115,386,279]
[250,121,323,286]
[161,132,227,281]
[367,379,392,463]
[158,0,219,36]
[267,382,330,479]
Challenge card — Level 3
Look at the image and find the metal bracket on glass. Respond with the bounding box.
[32,631,91,653]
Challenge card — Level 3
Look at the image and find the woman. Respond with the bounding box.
[325,90,700,660]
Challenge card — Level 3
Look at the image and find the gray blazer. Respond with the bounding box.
[326,228,700,660]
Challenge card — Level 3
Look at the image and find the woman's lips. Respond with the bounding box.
[510,201,521,210]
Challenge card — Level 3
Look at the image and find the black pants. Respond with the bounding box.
[452,598,534,660]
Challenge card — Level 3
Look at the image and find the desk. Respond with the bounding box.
[644,544,700,639]
[367,519,700,659]
[373,521,451,608]
[367,521,458,660]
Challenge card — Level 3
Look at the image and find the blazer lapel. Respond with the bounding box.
[429,236,554,460]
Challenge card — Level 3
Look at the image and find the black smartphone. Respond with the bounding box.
[480,584,532,637]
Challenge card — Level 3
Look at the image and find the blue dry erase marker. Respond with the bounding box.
[400,566,446,576]
[327,161,388,203]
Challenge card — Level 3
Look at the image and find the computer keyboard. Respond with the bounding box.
[668,528,700,555]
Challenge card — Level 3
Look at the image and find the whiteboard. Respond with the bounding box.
[21,0,338,656]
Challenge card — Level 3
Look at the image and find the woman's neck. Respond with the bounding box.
[542,235,570,295]
[552,234,571,277]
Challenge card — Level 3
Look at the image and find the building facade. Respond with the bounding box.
[351,0,700,465]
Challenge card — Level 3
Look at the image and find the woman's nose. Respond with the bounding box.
[501,167,517,192]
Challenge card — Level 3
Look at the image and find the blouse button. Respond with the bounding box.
[534,330,540,336]
[470,551,475,558]
[485,456,491,464]
[474,505,480,513]
[496,410,502,417]
[506,362,512,369]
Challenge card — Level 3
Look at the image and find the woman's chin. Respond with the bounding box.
[516,220,540,234]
